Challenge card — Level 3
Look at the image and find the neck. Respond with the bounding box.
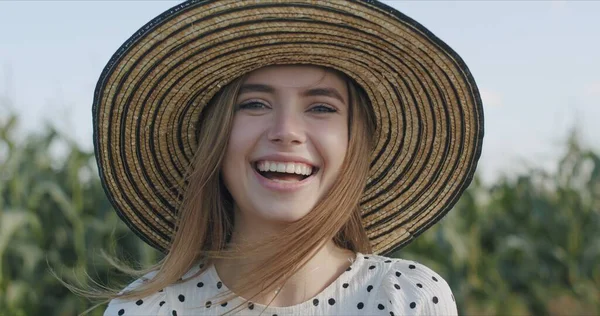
[214,211,355,307]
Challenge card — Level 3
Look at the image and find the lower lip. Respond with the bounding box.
[252,167,315,192]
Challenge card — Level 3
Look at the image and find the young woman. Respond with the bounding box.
[92,0,483,315]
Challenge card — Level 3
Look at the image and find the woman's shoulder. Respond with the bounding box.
[360,254,451,284]
[103,270,170,316]
[357,254,458,315]
[104,262,216,316]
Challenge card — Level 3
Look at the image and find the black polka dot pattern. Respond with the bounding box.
[104,254,456,315]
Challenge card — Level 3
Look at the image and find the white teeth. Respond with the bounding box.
[269,162,277,172]
[286,163,295,173]
[276,163,286,173]
[256,160,314,175]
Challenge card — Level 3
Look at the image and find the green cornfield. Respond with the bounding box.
[1,111,599,316]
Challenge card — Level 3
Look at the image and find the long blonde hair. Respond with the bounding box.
[67,65,377,314]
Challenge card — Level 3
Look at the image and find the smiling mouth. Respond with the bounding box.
[253,161,319,182]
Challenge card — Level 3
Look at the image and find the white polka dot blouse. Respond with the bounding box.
[104,253,458,315]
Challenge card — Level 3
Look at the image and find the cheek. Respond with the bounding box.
[222,117,263,180]
[222,117,257,179]
[225,117,262,160]
[312,119,348,173]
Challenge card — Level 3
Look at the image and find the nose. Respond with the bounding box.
[267,106,306,145]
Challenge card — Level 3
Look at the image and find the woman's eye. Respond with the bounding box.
[237,101,268,110]
[310,105,337,113]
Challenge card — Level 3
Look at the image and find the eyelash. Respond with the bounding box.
[236,101,268,110]
[236,101,337,113]
[311,105,338,113]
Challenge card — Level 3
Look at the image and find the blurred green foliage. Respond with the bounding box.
[1,112,598,315]
[398,131,600,315]
[0,113,162,316]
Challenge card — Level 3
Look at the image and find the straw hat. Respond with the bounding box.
[93,0,484,255]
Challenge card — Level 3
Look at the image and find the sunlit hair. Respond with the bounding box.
[63,65,377,314]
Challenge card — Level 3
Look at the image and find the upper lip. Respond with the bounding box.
[252,154,319,168]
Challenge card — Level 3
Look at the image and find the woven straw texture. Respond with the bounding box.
[93,0,484,255]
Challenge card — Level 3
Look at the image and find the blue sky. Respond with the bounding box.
[1,1,599,182]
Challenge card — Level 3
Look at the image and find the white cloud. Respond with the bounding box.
[480,88,503,108]
[583,82,600,97]
[550,0,567,12]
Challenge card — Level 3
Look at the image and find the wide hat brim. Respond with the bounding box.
[93,0,484,255]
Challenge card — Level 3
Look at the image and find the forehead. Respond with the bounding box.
[242,65,347,90]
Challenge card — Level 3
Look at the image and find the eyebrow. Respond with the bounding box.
[238,84,347,104]
[239,84,275,94]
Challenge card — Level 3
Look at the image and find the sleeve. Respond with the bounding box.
[104,271,171,316]
[379,260,458,316]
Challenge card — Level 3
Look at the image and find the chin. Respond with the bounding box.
[252,202,315,224]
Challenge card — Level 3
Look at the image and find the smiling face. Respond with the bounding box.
[221,65,349,228]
